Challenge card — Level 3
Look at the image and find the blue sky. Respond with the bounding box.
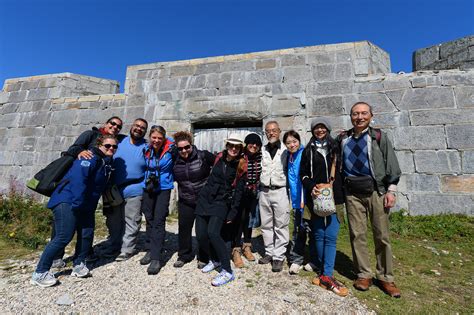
[1,0,473,92]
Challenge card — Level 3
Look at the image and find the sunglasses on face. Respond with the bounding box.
[227,143,241,150]
[177,145,191,152]
[103,144,118,150]
[109,121,122,130]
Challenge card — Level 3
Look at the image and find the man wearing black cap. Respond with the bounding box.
[258,121,290,272]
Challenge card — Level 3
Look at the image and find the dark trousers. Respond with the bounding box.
[36,203,95,273]
[177,201,202,262]
[195,214,232,273]
[141,189,171,261]
[229,191,256,247]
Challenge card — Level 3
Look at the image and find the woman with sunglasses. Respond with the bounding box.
[195,134,246,286]
[31,135,117,287]
[139,125,175,275]
[172,131,215,268]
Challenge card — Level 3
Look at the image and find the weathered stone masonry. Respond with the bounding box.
[1,37,473,215]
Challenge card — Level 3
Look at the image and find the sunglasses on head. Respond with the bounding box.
[177,145,191,152]
[104,144,118,149]
[109,121,122,130]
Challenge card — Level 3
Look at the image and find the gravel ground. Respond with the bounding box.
[0,219,373,314]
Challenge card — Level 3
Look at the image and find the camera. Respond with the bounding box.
[145,173,159,193]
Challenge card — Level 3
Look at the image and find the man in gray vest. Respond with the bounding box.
[339,102,401,298]
[258,121,290,272]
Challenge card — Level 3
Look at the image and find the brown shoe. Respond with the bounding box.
[242,243,255,261]
[378,280,401,298]
[232,247,244,268]
[353,278,373,291]
[319,275,349,297]
[311,276,320,286]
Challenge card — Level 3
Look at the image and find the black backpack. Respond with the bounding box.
[26,153,75,196]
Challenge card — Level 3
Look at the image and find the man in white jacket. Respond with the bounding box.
[258,121,290,272]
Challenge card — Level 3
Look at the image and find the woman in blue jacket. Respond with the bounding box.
[139,125,175,275]
[31,135,117,287]
[283,130,317,275]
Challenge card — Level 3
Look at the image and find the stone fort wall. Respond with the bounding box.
[1,38,473,215]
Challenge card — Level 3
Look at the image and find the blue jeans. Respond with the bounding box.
[36,203,95,273]
[289,209,317,266]
[312,213,340,276]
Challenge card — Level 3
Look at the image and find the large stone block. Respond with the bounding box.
[281,55,306,66]
[195,63,221,75]
[151,102,183,120]
[245,70,283,85]
[355,93,396,114]
[446,124,474,149]
[22,81,41,91]
[306,52,335,64]
[283,67,312,83]
[256,59,276,70]
[399,174,440,192]
[408,193,473,215]
[414,150,461,174]
[272,83,305,94]
[441,72,474,86]
[18,111,51,127]
[307,96,344,116]
[7,91,28,103]
[354,59,369,76]
[395,150,415,173]
[454,86,474,108]
[410,109,474,125]
[439,35,474,58]
[399,87,455,110]
[188,75,206,89]
[220,60,254,72]
[441,175,474,193]
[335,63,353,80]
[372,111,409,128]
[0,113,20,128]
[158,78,180,91]
[394,126,446,150]
[413,45,440,70]
[309,81,353,96]
[271,96,302,116]
[462,150,474,173]
[50,110,79,125]
[312,64,335,81]
[169,65,196,77]
[185,96,267,121]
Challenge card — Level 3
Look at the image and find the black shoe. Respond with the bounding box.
[272,260,283,272]
[197,261,206,269]
[115,251,137,262]
[258,255,272,265]
[147,260,162,275]
[140,252,152,265]
[173,260,186,268]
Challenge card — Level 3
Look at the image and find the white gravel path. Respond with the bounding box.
[0,219,373,314]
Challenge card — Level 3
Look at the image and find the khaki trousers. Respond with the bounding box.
[258,187,290,261]
[346,191,394,282]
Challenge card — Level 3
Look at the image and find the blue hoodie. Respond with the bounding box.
[48,147,112,211]
[287,145,305,210]
[143,137,175,191]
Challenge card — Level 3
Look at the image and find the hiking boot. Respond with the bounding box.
[173,259,186,268]
[353,277,373,291]
[202,260,221,273]
[258,255,272,265]
[289,263,302,275]
[115,251,136,262]
[30,271,57,288]
[378,280,401,298]
[197,261,207,269]
[232,247,244,268]
[242,243,255,261]
[147,260,162,275]
[140,252,152,265]
[271,260,284,272]
[211,270,235,286]
[319,275,349,297]
[71,263,90,278]
[51,259,66,269]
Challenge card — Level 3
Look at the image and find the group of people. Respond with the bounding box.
[30,101,402,298]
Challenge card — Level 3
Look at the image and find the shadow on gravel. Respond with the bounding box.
[334,250,357,280]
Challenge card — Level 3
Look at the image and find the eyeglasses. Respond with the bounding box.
[133,124,147,130]
[227,143,241,149]
[177,145,191,152]
[109,121,122,130]
[103,144,118,150]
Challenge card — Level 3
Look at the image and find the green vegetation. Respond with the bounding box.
[299,210,474,314]
[0,188,52,250]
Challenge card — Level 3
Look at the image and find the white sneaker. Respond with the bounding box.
[201,260,221,273]
[30,271,57,287]
[304,262,318,272]
[289,263,302,275]
[71,262,90,278]
[51,259,66,269]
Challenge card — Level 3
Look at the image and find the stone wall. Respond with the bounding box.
[1,39,473,215]
[413,35,474,71]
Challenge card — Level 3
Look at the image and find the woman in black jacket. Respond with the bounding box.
[172,131,214,268]
[195,134,246,286]
[300,118,348,297]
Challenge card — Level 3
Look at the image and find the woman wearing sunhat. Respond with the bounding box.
[195,134,246,286]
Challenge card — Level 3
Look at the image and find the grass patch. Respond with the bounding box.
[298,211,474,314]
